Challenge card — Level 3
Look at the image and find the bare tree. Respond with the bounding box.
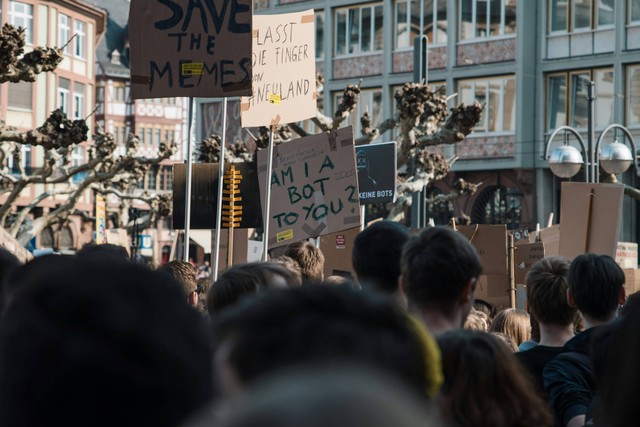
[0,24,174,246]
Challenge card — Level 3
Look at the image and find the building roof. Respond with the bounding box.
[81,0,131,78]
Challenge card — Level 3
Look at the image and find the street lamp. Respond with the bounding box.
[545,81,640,183]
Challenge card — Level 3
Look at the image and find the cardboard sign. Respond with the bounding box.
[211,228,252,273]
[257,127,361,248]
[514,242,545,285]
[104,229,131,254]
[172,162,263,229]
[356,141,398,205]
[128,0,253,99]
[240,10,316,127]
[457,224,508,275]
[319,227,360,279]
[559,182,624,260]
[616,242,638,269]
[529,225,560,257]
[476,274,510,311]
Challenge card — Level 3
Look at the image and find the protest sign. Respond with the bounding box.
[476,274,510,310]
[356,141,397,205]
[616,242,638,269]
[457,224,508,275]
[128,0,253,99]
[529,224,560,256]
[514,242,545,285]
[210,228,253,273]
[240,10,317,127]
[319,227,360,279]
[257,127,361,248]
[558,182,623,260]
[95,194,107,244]
[173,163,262,229]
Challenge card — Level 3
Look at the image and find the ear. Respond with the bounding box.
[460,278,476,305]
[618,286,627,305]
[566,288,577,308]
[399,274,408,299]
[188,291,198,307]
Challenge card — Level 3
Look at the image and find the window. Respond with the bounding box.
[165,166,174,191]
[58,78,70,114]
[96,86,104,102]
[10,2,34,44]
[72,146,86,182]
[334,88,383,136]
[139,127,146,144]
[74,20,86,58]
[626,64,640,126]
[458,76,516,133]
[113,84,126,102]
[153,129,161,145]
[335,4,384,56]
[395,0,447,49]
[8,81,32,110]
[546,68,613,130]
[146,128,152,145]
[58,14,71,53]
[549,0,614,33]
[73,83,85,120]
[459,0,516,41]
[632,0,640,23]
[316,12,324,59]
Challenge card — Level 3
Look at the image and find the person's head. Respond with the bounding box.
[159,260,198,306]
[400,226,482,320]
[489,308,530,347]
[489,331,519,352]
[196,277,211,313]
[464,308,489,332]
[352,221,410,294]
[196,366,443,427]
[212,286,439,398]
[526,256,576,326]
[0,255,213,427]
[76,243,129,263]
[567,254,625,324]
[0,248,20,312]
[273,255,302,286]
[596,298,640,427]
[437,330,552,427]
[283,241,325,284]
[207,262,297,316]
[322,275,358,289]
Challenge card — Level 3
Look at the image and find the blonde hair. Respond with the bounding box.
[489,308,531,346]
[464,308,489,332]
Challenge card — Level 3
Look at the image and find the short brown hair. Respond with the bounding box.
[283,241,325,284]
[159,261,197,296]
[526,256,576,326]
[489,308,530,347]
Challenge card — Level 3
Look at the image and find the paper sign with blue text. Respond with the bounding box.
[128,0,253,99]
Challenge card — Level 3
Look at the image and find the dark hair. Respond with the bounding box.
[159,260,198,296]
[76,243,129,262]
[205,366,442,427]
[526,257,576,326]
[437,330,552,427]
[596,302,640,427]
[401,227,482,310]
[273,255,303,286]
[352,221,410,294]
[283,241,325,284]
[0,256,213,427]
[207,262,298,316]
[213,286,434,396]
[0,248,20,312]
[568,254,624,321]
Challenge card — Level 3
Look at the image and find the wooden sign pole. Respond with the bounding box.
[508,234,516,308]
[261,127,276,261]
[222,165,242,268]
[183,97,195,262]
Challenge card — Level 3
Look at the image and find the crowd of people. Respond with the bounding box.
[0,222,637,427]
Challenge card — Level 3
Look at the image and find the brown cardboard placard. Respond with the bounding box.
[319,227,360,279]
[476,274,510,311]
[211,228,252,274]
[514,242,545,285]
[529,224,560,257]
[616,242,638,269]
[257,127,361,248]
[128,0,253,99]
[241,10,316,127]
[457,224,508,275]
[559,182,624,260]
[623,269,640,296]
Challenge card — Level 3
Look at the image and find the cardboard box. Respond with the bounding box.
[616,242,638,269]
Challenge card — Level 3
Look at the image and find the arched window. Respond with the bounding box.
[40,227,54,248]
[471,185,523,229]
[59,226,74,250]
[425,187,455,225]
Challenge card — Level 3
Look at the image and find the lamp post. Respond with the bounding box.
[545,81,640,182]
